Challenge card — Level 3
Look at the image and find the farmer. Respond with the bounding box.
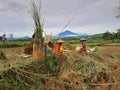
[48,41,54,50]
[43,43,47,56]
[59,43,63,53]
[80,37,87,52]
[54,39,64,53]
[2,34,6,43]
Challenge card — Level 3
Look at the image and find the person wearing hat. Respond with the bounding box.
[54,39,64,53]
[59,43,63,53]
[80,38,87,52]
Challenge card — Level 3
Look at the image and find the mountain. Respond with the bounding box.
[59,30,78,36]
[53,30,89,39]
[16,36,31,40]
[6,37,16,40]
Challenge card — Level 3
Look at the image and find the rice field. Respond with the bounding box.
[0,43,119,90]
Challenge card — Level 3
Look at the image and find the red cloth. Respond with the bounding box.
[54,43,60,53]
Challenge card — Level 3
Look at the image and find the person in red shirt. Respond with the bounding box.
[54,39,64,53]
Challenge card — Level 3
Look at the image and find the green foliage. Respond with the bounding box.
[102,30,120,40]
[46,55,57,71]
[0,41,27,48]
[94,46,99,51]
[66,39,120,48]
[25,55,59,75]
[89,33,103,39]
[102,31,112,40]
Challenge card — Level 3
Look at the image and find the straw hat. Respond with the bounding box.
[57,39,65,43]
[80,37,87,41]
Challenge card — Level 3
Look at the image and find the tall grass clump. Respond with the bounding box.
[30,0,44,60]
[0,50,7,60]
[31,0,43,47]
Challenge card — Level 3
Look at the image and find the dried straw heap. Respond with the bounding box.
[0,44,120,90]
[24,41,33,55]
[0,50,7,60]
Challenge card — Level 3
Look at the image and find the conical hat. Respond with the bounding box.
[57,39,65,43]
[80,37,87,41]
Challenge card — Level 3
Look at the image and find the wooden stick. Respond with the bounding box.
[90,82,120,86]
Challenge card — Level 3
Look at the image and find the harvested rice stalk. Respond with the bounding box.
[30,0,44,60]
[0,50,7,60]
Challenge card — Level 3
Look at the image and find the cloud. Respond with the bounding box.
[42,0,120,30]
[0,0,27,12]
[0,0,119,37]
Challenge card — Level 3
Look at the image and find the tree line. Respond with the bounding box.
[102,29,120,40]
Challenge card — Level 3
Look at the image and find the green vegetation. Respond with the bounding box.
[87,39,120,47]
[0,41,28,48]
[102,29,120,40]
[67,39,120,47]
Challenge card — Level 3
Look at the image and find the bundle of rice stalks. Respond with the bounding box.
[56,52,75,76]
[0,67,44,90]
[63,43,74,50]
[21,55,85,89]
[31,0,43,47]
[24,55,59,75]
[75,60,100,83]
[0,50,7,60]
[0,55,81,90]
[29,0,44,60]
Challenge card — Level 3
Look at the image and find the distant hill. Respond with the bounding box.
[6,30,89,40]
[6,37,16,41]
[53,30,89,39]
[6,36,31,41]
[89,33,103,39]
[17,36,31,40]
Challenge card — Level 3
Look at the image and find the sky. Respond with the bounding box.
[0,0,120,37]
